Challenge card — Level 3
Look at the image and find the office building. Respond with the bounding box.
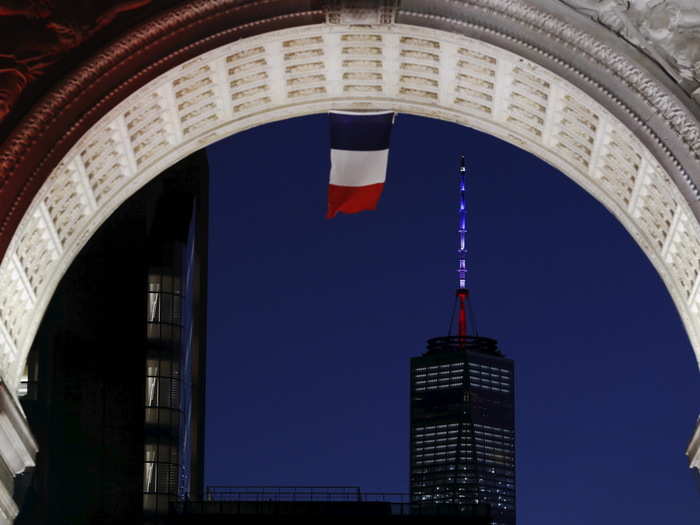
[409,158,515,525]
[410,335,515,525]
[15,151,208,524]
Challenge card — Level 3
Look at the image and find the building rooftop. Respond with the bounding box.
[424,336,503,358]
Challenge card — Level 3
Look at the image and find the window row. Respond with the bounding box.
[469,381,511,393]
[414,458,472,466]
[414,384,464,392]
[414,428,459,437]
[147,291,183,325]
[415,381,464,389]
[415,362,465,373]
[145,442,178,463]
[414,454,473,463]
[149,273,183,295]
[474,429,514,439]
[468,373,511,384]
[143,460,179,495]
[415,376,464,383]
[415,444,462,453]
[414,423,459,433]
[470,362,511,375]
[412,462,474,472]
[414,437,469,446]
[412,473,475,481]
[415,433,513,446]
[147,322,183,343]
[414,374,464,382]
[146,358,181,379]
[476,443,515,454]
[145,407,182,426]
[473,423,513,435]
[477,457,515,467]
[474,438,515,450]
[468,368,510,378]
[468,374,510,386]
[145,376,181,409]
[416,368,464,376]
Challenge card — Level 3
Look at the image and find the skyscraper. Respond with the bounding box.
[409,335,515,525]
[15,151,208,524]
[143,151,208,517]
[409,158,515,525]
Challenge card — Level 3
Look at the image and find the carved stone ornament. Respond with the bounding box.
[325,0,397,24]
[560,0,700,99]
[0,0,154,123]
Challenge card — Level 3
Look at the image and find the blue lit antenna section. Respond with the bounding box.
[456,156,469,338]
[458,156,467,290]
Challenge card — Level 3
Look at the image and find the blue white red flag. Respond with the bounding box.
[327,110,395,218]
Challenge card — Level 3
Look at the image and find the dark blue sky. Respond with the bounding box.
[204,114,700,523]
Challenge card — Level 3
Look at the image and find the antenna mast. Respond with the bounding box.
[457,156,469,338]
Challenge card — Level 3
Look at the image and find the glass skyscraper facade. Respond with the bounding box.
[410,335,515,525]
[142,154,208,518]
[16,151,208,524]
[144,202,204,515]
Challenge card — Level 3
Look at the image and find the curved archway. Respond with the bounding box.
[1,0,700,519]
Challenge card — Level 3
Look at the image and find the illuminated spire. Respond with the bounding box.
[457,156,469,338]
[457,155,467,290]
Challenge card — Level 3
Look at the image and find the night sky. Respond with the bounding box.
[204,113,700,523]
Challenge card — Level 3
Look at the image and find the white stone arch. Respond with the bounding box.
[1,0,700,520]
[4,21,700,389]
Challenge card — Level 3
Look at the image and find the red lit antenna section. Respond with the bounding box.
[457,156,469,338]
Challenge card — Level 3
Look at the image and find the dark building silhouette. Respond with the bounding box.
[410,335,515,525]
[15,151,209,524]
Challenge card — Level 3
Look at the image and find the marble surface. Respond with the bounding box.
[560,0,700,98]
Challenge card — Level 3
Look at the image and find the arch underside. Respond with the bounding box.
[1,20,700,393]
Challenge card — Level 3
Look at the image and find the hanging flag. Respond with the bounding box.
[327,110,395,218]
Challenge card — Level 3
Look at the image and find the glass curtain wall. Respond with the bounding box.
[410,339,516,525]
[144,201,199,516]
[144,248,184,514]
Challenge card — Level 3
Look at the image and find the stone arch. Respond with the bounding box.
[0,0,700,519]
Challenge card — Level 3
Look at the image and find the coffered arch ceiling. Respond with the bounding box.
[0,0,699,396]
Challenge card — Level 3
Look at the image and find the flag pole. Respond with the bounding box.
[457,155,469,338]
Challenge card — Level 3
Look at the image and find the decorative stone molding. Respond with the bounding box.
[413,0,700,194]
[0,382,36,524]
[559,0,700,97]
[3,19,700,390]
[0,1,326,255]
[326,0,398,24]
[0,0,155,123]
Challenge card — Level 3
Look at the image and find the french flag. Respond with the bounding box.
[327,111,395,218]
